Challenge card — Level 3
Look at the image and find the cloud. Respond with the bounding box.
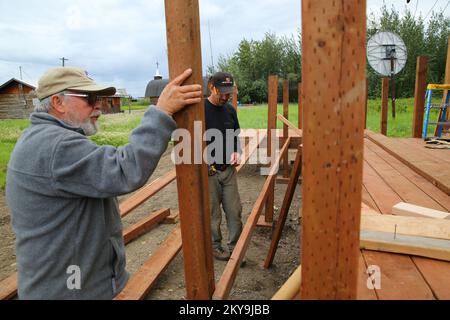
[0,0,443,97]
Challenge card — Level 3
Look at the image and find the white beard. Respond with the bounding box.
[80,120,99,136]
[64,109,101,136]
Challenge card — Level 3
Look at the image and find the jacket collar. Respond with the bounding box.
[30,112,86,135]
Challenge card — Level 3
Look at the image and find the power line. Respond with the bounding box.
[424,0,439,20]
[440,0,450,16]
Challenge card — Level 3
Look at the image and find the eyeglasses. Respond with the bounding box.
[63,93,101,106]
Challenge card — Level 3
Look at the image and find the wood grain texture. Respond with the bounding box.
[300,0,366,299]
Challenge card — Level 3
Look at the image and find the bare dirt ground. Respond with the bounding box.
[0,147,301,300]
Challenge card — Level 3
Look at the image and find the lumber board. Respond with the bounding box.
[413,257,450,299]
[298,82,302,130]
[123,208,170,244]
[392,202,450,220]
[366,131,450,195]
[381,78,389,136]
[165,0,215,300]
[161,211,179,224]
[397,138,450,165]
[115,227,182,300]
[356,252,378,300]
[300,0,366,300]
[361,213,450,241]
[277,114,303,137]
[0,273,17,300]
[361,250,434,299]
[362,184,381,213]
[265,75,278,223]
[360,230,450,262]
[119,169,176,218]
[272,266,301,300]
[213,138,291,300]
[412,56,428,138]
[264,145,302,268]
[363,160,402,214]
[282,79,289,178]
[364,144,446,211]
[365,139,450,211]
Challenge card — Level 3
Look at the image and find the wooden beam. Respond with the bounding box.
[283,80,289,178]
[298,82,302,129]
[412,56,428,138]
[264,145,302,268]
[277,114,302,137]
[301,0,366,300]
[392,202,450,220]
[119,169,176,218]
[162,211,180,224]
[213,138,291,300]
[365,77,368,129]
[360,230,450,262]
[435,35,450,135]
[271,266,302,300]
[236,139,259,173]
[381,77,389,136]
[114,227,182,300]
[265,75,278,223]
[361,213,450,241]
[123,208,171,245]
[0,273,17,300]
[232,87,238,110]
[164,0,215,300]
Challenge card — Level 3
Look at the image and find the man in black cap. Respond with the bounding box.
[205,72,243,261]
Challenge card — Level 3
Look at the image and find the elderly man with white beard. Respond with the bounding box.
[6,67,202,299]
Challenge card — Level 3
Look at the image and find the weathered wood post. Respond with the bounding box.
[164,0,215,299]
[381,77,389,136]
[412,56,428,138]
[301,0,366,299]
[283,79,289,178]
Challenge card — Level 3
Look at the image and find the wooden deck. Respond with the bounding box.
[359,132,450,300]
[1,129,449,300]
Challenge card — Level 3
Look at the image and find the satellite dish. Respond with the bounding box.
[367,31,407,76]
[367,31,407,119]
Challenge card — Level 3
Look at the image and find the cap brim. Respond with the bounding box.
[68,84,116,97]
[217,86,236,94]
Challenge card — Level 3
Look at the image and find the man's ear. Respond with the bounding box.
[50,95,66,114]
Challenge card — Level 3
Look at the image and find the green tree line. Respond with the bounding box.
[212,5,449,104]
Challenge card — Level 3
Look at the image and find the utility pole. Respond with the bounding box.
[208,21,214,74]
[60,57,69,67]
[19,66,23,80]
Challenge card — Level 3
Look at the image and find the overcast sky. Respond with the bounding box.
[0,0,448,97]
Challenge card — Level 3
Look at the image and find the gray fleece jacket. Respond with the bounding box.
[6,106,176,300]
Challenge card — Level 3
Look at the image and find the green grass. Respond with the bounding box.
[0,98,443,191]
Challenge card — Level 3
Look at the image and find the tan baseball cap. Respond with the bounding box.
[36,67,116,100]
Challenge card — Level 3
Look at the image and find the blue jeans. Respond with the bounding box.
[208,166,243,251]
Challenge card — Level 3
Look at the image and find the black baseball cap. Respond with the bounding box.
[210,72,235,94]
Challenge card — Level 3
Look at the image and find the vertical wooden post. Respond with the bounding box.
[265,75,278,223]
[232,86,238,111]
[445,35,450,122]
[365,77,368,129]
[283,79,289,178]
[381,77,389,136]
[301,0,366,299]
[298,82,303,129]
[435,35,450,136]
[412,56,428,138]
[164,0,215,300]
